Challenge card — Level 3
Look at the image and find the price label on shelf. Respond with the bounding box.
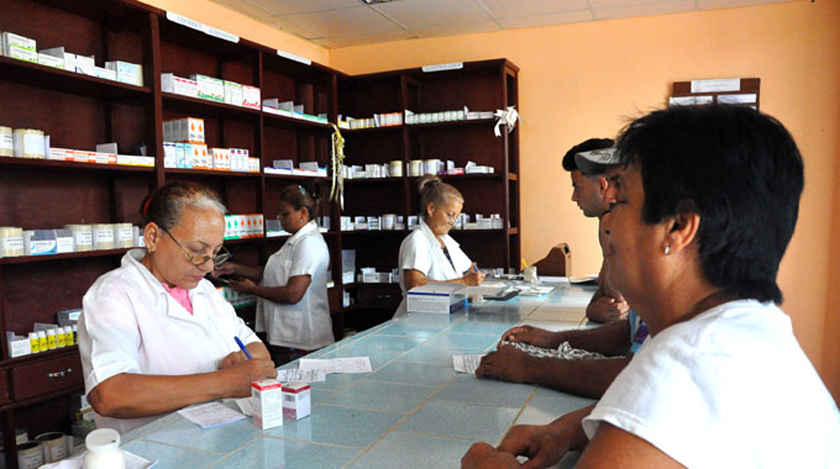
[422,62,464,73]
[277,49,312,66]
[166,11,240,44]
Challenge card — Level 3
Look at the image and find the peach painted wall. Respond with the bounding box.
[329,1,840,395]
[140,0,329,64]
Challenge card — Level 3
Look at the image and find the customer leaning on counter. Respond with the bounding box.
[394,175,485,317]
[214,184,333,364]
[78,181,277,434]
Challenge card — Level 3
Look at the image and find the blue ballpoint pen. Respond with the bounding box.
[234,336,252,359]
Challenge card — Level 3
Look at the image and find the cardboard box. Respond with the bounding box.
[252,379,283,430]
[242,85,261,110]
[2,32,37,63]
[23,229,57,256]
[224,81,243,106]
[164,142,177,168]
[37,52,64,69]
[190,74,225,102]
[94,66,117,81]
[164,117,204,143]
[212,148,231,171]
[282,382,311,420]
[406,283,467,314]
[161,73,198,98]
[105,60,143,86]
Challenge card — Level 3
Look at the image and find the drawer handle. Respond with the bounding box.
[47,368,73,379]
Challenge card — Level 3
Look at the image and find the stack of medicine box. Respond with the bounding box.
[163,117,208,169]
[1,31,37,63]
[224,214,264,240]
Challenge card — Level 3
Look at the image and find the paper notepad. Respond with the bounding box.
[453,354,485,374]
[299,357,372,374]
[178,402,246,429]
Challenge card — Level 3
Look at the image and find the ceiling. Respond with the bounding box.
[210,0,799,49]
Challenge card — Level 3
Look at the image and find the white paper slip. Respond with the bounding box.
[38,451,157,469]
[178,402,246,429]
[299,357,372,374]
[514,285,555,296]
[233,397,254,416]
[276,368,327,382]
[453,354,486,374]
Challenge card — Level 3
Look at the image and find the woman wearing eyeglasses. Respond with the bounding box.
[394,175,486,318]
[77,181,277,434]
[214,184,333,363]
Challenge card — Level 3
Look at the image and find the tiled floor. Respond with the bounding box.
[122,281,598,469]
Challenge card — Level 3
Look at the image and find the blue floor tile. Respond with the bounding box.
[213,437,359,469]
[368,361,456,386]
[266,405,402,448]
[398,400,519,441]
[348,431,478,469]
[324,380,436,413]
[436,374,535,407]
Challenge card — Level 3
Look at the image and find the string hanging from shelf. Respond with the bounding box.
[330,123,346,209]
[494,106,521,137]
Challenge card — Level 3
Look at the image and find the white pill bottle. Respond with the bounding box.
[83,428,126,469]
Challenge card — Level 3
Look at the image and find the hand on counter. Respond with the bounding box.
[475,345,535,383]
[500,325,561,349]
[224,358,277,397]
[463,264,486,286]
[496,424,573,469]
[461,442,520,469]
[586,296,629,323]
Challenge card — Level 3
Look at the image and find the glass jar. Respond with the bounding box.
[83,428,126,469]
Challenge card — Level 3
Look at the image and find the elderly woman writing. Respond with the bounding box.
[462,105,839,468]
[394,175,485,317]
[78,182,277,434]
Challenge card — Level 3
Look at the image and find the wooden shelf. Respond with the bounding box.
[164,168,260,178]
[263,112,333,131]
[0,156,154,173]
[162,92,261,120]
[223,237,264,245]
[344,177,405,183]
[405,118,496,129]
[264,172,330,181]
[1,345,78,367]
[0,56,150,101]
[343,125,403,134]
[340,229,411,235]
[0,248,132,265]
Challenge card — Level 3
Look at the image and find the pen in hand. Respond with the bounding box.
[234,336,252,359]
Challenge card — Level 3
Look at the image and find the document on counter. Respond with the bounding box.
[39,451,157,469]
[453,354,486,374]
[178,402,246,429]
[514,285,555,296]
[276,368,327,382]
[299,357,372,374]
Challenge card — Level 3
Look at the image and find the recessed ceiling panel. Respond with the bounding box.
[245,0,362,16]
[478,0,590,18]
[373,0,493,29]
[498,10,594,29]
[284,6,404,37]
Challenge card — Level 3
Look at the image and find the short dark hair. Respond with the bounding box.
[417,175,463,219]
[562,138,614,172]
[615,105,804,304]
[280,184,319,220]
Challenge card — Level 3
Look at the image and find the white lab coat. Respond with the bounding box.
[395,218,473,317]
[78,249,260,434]
[256,220,333,350]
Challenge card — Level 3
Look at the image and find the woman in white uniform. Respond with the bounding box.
[78,182,277,434]
[215,185,333,362]
[395,175,485,317]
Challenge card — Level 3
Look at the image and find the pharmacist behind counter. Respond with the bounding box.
[78,181,277,434]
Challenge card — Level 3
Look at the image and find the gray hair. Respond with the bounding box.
[142,181,227,230]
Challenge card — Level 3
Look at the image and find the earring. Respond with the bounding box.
[664,245,671,256]
[299,218,304,223]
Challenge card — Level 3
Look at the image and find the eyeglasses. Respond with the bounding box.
[160,226,231,267]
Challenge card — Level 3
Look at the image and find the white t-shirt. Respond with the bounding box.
[256,220,333,350]
[79,249,260,434]
[394,218,473,317]
[583,299,840,469]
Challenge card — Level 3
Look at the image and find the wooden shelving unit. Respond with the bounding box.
[0,1,519,466]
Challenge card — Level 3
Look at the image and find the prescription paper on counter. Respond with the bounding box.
[276,368,327,383]
[177,402,245,429]
[453,354,486,374]
[37,451,156,469]
[299,357,372,374]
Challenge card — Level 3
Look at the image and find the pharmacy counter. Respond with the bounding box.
[121,280,598,469]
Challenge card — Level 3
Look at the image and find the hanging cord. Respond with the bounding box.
[329,123,346,209]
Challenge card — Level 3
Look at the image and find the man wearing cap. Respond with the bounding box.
[476,138,647,399]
